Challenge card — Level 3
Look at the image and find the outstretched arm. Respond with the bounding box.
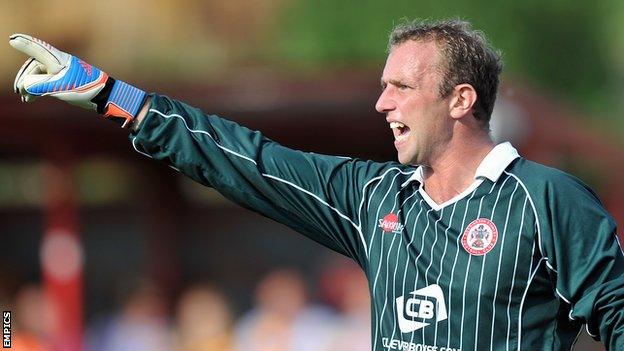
[9,33,407,267]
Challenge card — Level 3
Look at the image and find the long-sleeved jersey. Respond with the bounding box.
[129,95,624,350]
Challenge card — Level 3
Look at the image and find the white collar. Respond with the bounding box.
[400,142,520,188]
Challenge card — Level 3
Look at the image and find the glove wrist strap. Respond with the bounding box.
[91,78,147,128]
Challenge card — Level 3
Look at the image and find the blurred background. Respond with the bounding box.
[0,0,623,350]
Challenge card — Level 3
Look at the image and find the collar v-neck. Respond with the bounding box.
[400,142,520,211]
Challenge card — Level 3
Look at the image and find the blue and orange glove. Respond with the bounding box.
[9,33,147,128]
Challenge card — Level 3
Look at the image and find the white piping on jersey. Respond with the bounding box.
[570,326,583,351]
[382,189,419,344]
[132,138,153,158]
[585,323,597,338]
[505,167,571,316]
[400,165,424,188]
[422,206,446,343]
[433,202,457,343]
[141,109,368,257]
[506,196,529,351]
[445,187,480,349]
[263,173,361,229]
[408,206,436,346]
[545,260,558,273]
[505,171,586,333]
[374,229,400,351]
[358,167,417,258]
[473,175,511,350]
[459,180,498,351]
[517,241,538,350]
[615,233,624,256]
[387,217,407,342]
[371,174,405,351]
[557,288,572,305]
[505,171,624,344]
[366,177,386,213]
[365,172,393,213]
[517,250,546,351]
[504,172,561,278]
[362,167,416,213]
[371,188,401,298]
[373,190,404,351]
[370,175,403,291]
[132,137,181,172]
[424,206,446,287]
[459,233,476,347]
[566,305,597,338]
[489,182,520,351]
[149,110,259,165]
[388,200,425,344]
[397,190,419,215]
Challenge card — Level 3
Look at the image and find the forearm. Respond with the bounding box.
[8,32,378,262]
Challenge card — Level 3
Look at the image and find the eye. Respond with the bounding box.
[398,84,410,91]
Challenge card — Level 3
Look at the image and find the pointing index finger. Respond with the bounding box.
[9,33,71,74]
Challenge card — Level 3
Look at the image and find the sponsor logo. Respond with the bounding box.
[382,338,461,351]
[461,218,498,256]
[396,284,447,333]
[378,213,405,233]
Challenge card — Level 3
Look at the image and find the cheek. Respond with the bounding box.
[399,98,426,123]
[410,107,449,147]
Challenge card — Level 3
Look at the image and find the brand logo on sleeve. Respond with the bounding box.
[78,59,93,76]
[461,218,498,256]
[396,284,448,333]
[378,213,405,233]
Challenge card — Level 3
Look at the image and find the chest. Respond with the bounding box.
[363,179,539,298]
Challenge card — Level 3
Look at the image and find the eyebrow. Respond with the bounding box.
[380,79,409,89]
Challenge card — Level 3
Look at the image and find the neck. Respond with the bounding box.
[422,131,494,204]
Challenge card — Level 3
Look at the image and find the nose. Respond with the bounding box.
[375,87,395,114]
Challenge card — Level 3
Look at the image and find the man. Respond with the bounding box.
[9,19,624,350]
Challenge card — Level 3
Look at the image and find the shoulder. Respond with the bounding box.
[344,158,417,182]
[505,157,605,213]
[506,158,598,196]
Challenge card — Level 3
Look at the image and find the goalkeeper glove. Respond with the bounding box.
[9,33,147,128]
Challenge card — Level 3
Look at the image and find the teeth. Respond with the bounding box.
[395,133,409,142]
[389,121,409,142]
[390,121,405,129]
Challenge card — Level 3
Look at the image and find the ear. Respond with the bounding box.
[449,84,477,120]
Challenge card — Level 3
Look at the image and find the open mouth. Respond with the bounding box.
[390,121,411,143]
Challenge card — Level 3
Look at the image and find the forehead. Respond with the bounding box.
[382,40,441,80]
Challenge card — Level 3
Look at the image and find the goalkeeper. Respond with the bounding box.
[9,19,624,351]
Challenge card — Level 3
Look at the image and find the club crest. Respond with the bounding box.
[461,218,498,256]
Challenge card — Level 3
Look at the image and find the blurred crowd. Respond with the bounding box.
[3,259,371,351]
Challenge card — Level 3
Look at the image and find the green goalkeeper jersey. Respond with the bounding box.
[130,95,624,350]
